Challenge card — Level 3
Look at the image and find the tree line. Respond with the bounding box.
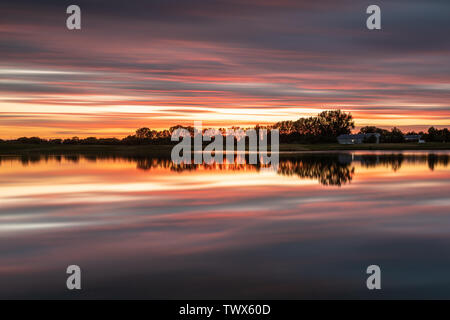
[358,126,450,143]
[1,110,448,145]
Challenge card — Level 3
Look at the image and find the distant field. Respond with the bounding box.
[0,142,449,155]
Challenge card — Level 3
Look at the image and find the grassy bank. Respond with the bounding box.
[0,142,449,155]
[278,142,450,151]
[0,144,173,156]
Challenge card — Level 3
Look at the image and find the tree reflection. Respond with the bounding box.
[1,152,448,187]
[277,155,355,186]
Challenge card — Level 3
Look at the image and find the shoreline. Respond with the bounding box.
[0,143,449,156]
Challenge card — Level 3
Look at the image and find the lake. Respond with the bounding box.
[0,151,449,299]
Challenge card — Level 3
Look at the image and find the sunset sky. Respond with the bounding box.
[0,0,449,138]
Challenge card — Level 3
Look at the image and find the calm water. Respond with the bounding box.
[0,151,449,299]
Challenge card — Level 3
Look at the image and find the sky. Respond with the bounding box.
[0,0,449,138]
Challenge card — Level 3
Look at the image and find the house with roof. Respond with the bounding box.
[337,133,380,144]
[404,134,423,143]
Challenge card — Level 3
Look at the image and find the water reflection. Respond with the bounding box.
[1,151,450,299]
[2,152,448,186]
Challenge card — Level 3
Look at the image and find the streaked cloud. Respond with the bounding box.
[0,0,449,137]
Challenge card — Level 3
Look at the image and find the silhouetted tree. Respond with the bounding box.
[136,127,152,139]
[425,127,450,142]
[388,127,405,143]
[316,110,355,138]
